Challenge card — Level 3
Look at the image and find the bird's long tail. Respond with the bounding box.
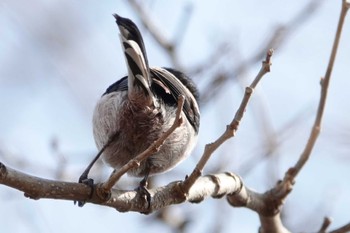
[114,14,155,106]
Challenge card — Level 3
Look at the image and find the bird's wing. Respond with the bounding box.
[151,67,200,133]
[103,76,128,95]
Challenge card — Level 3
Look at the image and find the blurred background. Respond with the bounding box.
[1,0,350,232]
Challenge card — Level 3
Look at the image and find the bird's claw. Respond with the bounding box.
[75,177,95,207]
[135,180,151,210]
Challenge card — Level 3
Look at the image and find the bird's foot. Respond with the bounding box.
[135,178,151,210]
[75,176,95,207]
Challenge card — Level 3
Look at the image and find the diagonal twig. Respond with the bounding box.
[328,222,350,233]
[318,217,332,233]
[98,95,185,197]
[236,2,350,232]
[181,49,274,193]
[281,0,349,189]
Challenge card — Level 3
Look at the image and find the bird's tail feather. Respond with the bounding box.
[114,14,155,106]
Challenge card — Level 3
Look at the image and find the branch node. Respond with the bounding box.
[263,48,274,72]
[131,159,140,167]
[344,0,350,9]
[245,86,253,94]
[320,76,325,86]
[227,123,238,136]
[181,168,202,194]
[96,184,111,202]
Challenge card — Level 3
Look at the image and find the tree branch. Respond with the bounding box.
[291,0,349,178]
[181,49,273,193]
[229,1,349,232]
[0,162,243,213]
[329,222,350,233]
[273,0,350,203]
[318,217,332,233]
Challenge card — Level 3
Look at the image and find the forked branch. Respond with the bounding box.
[275,0,349,202]
[227,2,349,232]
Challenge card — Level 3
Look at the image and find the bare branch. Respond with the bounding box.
[227,3,349,229]
[0,162,243,213]
[318,217,332,233]
[328,222,350,233]
[181,49,273,193]
[0,163,91,201]
[228,2,350,232]
[284,0,350,184]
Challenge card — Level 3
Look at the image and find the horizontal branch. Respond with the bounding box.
[0,162,242,213]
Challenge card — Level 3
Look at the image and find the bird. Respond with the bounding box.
[80,14,200,197]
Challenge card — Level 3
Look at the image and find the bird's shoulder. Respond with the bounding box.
[103,76,128,96]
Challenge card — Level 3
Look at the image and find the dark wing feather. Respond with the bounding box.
[103,76,128,95]
[150,67,200,133]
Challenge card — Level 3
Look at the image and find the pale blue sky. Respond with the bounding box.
[1,1,350,232]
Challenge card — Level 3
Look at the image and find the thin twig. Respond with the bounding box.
[318,217,332,233]
[329,222,350,233]
[181,49,273,193]
[253,2,349,231]
[288,0,349,180]
[99,95,185,194]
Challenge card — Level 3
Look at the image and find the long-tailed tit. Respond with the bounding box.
[80,14,200,198]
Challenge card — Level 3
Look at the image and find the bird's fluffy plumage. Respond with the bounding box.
[92,14,200,177]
